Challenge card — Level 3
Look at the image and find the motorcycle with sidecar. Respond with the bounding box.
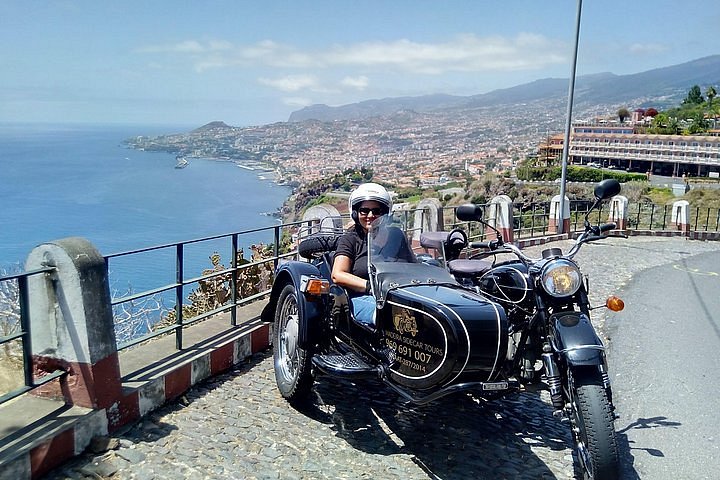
[262,179,624,480]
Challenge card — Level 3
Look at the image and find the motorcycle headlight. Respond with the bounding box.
[540,259,582,297]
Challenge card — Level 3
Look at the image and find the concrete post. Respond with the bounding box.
[412,198,442,245]
[486,195,514,243]
[25,237,122,410]
[549,194,571,234]
[300,204,343,237]
[608,195,628,230]
[671,200,690,233]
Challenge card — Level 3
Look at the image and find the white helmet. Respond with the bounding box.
[348,182,392,214]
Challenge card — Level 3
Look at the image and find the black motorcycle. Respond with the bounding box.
[262,179,624,480]
[419,178,625,479]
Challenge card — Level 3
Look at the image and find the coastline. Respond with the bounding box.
[182,155,288,185]
[0,125,292,277]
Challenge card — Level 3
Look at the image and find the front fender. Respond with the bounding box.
[550,312,605,366]
[262,261,327,348]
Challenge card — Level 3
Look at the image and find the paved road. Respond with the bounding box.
[43,237,720,480]
[605,250,720,480]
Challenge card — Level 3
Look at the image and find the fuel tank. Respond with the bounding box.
[376,284,508,391]
[476,261,534,309]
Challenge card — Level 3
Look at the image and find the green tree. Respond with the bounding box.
[706,85,717,108]
[688,112,709,134]
[683,85,704,105]
[618,107,630,123]
[650,113,668,133]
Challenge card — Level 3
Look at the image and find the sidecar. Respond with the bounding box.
[262,223,512,405]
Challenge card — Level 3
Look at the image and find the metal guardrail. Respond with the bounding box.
[0,267,66,404]
[439,201,720,239]
[105,218,317,351]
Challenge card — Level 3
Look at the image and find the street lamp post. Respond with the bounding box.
[558,0,583,234]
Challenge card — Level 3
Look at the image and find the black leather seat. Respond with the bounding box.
[447,258,493,277]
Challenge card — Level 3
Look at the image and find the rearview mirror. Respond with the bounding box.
[593,179,621,200]
[456,204,484,222]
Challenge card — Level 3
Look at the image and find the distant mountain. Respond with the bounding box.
[288,55,720,122]
[191,121,234,133]
[289,94,464,122]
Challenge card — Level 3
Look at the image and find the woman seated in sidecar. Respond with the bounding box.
[268,179,509,403]
[331,182,415,327]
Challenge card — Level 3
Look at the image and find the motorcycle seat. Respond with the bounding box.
[447,258,493,277]
[420,231,448,250]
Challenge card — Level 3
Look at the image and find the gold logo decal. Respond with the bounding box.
[393,309,418,337]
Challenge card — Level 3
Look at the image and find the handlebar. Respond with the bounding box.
[466,221,622,264]
[469,239,536,263]
[599,222,616,233]
[469,239,503,250]
[584,235,606,243]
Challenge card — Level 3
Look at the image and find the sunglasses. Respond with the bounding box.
[357,207,386,216]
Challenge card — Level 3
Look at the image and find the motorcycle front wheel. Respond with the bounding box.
[273,284,313,403]
[571,381,619,480]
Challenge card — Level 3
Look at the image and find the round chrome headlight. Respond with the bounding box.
[540,258,582,297]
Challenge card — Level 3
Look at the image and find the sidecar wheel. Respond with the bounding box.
[571,382,619,480]
[273,284,313,402]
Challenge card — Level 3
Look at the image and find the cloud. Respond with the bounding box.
[258,75,319,92]
[322,33,567,74]
[628,43,669,55]
[138,33,567,75]
[138,39,232,54]
[341,76,369,90]
[282,97,313,107]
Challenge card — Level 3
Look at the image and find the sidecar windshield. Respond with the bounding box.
[368,214,458,304]
[368,214,417,264]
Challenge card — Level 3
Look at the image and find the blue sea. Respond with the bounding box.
[0,123,291,294]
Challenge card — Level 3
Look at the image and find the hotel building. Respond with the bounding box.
[539,123,720,178]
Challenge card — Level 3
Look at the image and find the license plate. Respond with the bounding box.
[483,381,509,391]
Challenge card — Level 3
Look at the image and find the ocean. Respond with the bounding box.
[0,123,291,294]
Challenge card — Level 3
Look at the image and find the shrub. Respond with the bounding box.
[517,166,646,183]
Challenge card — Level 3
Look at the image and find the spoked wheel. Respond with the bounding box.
[273,284,314,403]
[570,379,619,480]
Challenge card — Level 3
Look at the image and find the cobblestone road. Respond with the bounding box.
[45,236,720,480]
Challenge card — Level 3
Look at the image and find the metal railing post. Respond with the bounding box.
[17,275,33,388]
[531,204,537,237]
[705,208,710,232]
[273,225,280,270]
[231,233,238,326]
[649,204,655,230]
[175,243,184,350]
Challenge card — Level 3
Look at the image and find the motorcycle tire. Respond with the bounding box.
[273,284,314,403]
[571,381,619,480]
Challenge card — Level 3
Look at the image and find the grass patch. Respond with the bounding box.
[683,189,720,210]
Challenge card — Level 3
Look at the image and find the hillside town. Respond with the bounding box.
[124,96,576,188]
[126,84,720,194]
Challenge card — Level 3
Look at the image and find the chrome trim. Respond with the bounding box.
[401,289,472,385]
[559,344,605,354]
[478,266,529,304]
[404,288,503,384]
[385,300,449,381]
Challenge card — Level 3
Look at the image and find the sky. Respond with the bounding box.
[1,0,718,128]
